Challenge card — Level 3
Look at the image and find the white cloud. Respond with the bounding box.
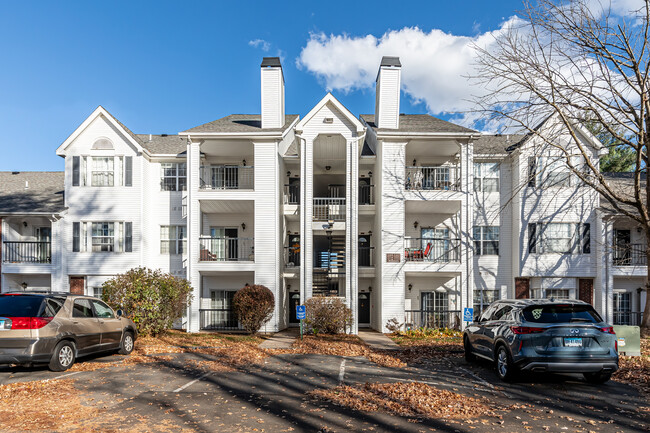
[248,39,271,52]
[296,22,520,121]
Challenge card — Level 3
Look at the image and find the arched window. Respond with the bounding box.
[91,138,114,150]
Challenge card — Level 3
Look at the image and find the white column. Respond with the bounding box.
[300,137,314,302]
[187,140,201,332]
[601,218,614,323]
[460,140,474,329]
[50,218,62,292]
[346,137,360,334]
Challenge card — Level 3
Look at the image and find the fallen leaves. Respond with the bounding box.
[613,337,649,395]
[291,335,406,368]
[309,381,500,419]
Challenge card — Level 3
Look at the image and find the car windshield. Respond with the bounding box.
[522,304,603,324]
[0,295,45,317]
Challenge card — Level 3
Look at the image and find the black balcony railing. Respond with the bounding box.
[613,244,647,266]
[359,246,375,267]
[313,198,346,221]
[404,309,462,330]
[2,241,51,263]
[359,184,374,205]
[199,165,254,190]
[613,311,643,326]
[405,165,460,191]
[200,309,240,330]
[199,237,254,261]
[404,238,460,262]
[284,184,300,204]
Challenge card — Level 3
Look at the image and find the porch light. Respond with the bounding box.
[413,159,416,166]
[413,221,419,229]
[287,171,291,177]
[242,159,246,166]
[21,282,28,290]
[368,286,372,292]
[637,227,643,233]
[408,284,412,292]
[287,284,291,291]
[325,166,331,171]
[23,221,27,227]
[241,223,246,231]
[368,171,372,178]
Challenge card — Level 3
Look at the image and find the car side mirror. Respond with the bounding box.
[116,309,123,318]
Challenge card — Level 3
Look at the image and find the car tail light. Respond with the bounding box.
[598,326,616,335]
[615,339,618,353]
[7,317,53,329]
[510,326,545,334]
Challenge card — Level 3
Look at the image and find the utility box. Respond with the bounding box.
[613,325,641,356]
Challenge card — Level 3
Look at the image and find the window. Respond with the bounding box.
[528,223,590,254]
[536,157,571,188]
[43,298,64,317]
[92,222,115,252]
[522,304,602,323]
[161,163,187,191]
[91,300,115,318]
[421,291,449,328]
[93,287,103,298]
[91,157,114,187]
[491,305,514,321]
[473,162,500,192]
[614,292,632,325]
[73,299,95,318]
[160,225,187,254]
[545,289,570,299]
[473,289,499,315]
[73,222,80,252]
[473,226,499,255]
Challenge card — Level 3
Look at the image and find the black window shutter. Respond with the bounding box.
[582,223,591,254]
[125,222,132,252]
[124,156,133,187]
[72,156,80,186]
[528,157,536,187]
[73,222,80,252]
[528,223,537,253]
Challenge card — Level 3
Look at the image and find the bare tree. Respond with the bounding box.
[472,0,650,328]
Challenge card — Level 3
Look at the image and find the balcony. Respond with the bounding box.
[284,184,300,204]
[199,308,240,330]
[199,237,254,262]
[359,184,374,205]
[613,244,647,266]
[405,165,460,191]
[200,165,254,190]
[313,198,346,221]
[404,238,460,262]
[359,246,375,267]
[2,241,51,264]
[404,309,462,329]
[613,311,643,326]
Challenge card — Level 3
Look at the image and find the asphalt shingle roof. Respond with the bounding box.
[600,172,646,215]
[138,135,188,155]
[182,114,299,134]
[0,172,65,214]
[473,134,527,156]
[360,114,476,134]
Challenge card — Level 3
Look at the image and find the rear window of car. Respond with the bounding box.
[0,295,45,317]
[522,304,603,323]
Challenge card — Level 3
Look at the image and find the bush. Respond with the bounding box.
[101,267,193,337]
[385,318,403,334]
[232,285,275,334]
[304,297,353,335]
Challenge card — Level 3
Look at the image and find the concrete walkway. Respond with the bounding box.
[259,328,298,349]
[358,329,400,351]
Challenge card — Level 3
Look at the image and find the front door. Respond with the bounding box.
[359,235,371,267]
[515,278,530,299]
[359,178,372,205]
[225,228,239,260]
[358,293,370,325]
[289,293,300,324]
[36,227,51,262]
[578,279,594,305]
[70,277,85,295]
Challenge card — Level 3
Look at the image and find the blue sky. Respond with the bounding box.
[0,0,525,171]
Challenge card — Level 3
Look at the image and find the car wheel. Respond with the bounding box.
[464,336,476,362]
[118,331,135,355]
[49,340,76,372]
[495,345,516,382]
[583,372,612,384]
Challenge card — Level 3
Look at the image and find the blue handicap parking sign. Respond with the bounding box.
[296,305,306,320]
[463,307,474,322]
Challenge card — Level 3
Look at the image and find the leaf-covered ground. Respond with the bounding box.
[614,337,650,394]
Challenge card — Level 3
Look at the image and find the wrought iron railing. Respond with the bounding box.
[613,244,647,266]
[284,184,300,204]
[404,238,460,262]
[359,246,375,267]
[199,237,254,261]
[405,165,460,191]
[2,241,51,263]
[404,309,462,329]
[613,311,643,326]
[313,198,346,221]
[199,308,240,330]
[359,184,374,205]
[199,165,254,190]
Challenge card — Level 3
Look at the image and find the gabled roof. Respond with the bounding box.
[56,106,144,156]
[0,172,65,214]
[296,93,365,133]
[474,134,527,156]
[138,135,188,155]
[600,172,646,215]
[360,114,476,135]
[181,114,299,135]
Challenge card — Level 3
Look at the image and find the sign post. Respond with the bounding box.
[296,305,306,340]
[463,307,474,323]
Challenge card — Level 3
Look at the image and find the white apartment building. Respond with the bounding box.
[0,56,646,332]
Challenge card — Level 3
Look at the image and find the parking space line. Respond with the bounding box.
[173,372,212,393]
[338,359,346,383]
[48,371,82,381]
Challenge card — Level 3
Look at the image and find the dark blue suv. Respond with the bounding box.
[463,299,618,383]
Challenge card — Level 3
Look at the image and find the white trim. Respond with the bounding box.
[295,93,365,133]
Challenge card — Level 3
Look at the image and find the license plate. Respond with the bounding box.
[564,337,583,347]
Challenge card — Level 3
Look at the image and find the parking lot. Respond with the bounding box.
[0,348,647,433]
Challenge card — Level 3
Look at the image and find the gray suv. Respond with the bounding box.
[463,299,618,383]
